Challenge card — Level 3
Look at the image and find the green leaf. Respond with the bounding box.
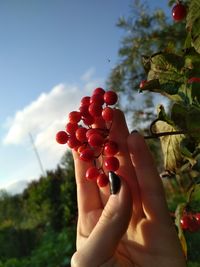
[152,120,185,172]
[191,18,200,54]
[144,52,186,101]
[191,82,200,103]
[180,138,197,166]
[186,0,200,30]
[157,104,174,125]
[171,103,188,130]
[186,106,200,141]
[175,203,187,258]
[186,0,200,54]
[184,48,200,74]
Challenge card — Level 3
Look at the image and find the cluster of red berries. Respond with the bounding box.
[56,87,120,187]
[172,1,187,22]
[180,212,200,232]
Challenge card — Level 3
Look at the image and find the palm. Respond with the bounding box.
[72,109,186,267]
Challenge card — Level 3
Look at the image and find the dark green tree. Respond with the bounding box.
[107,0,186,128]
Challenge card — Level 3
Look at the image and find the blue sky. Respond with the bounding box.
[0,0,170,193]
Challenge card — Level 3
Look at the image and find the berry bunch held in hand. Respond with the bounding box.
[56,87,120,187]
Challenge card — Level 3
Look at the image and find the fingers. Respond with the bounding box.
[127,132,171,223]
[72,150,102,216]
[109,109,143,219]
[72,177,133,267]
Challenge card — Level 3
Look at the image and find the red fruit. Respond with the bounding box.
[86,167,100,180]
[102,107,114,121]
[88,103,103,117]
[93,87,105,96]
[104,156,119,171]
[79,148,94,161]
[180,214,191,230]
[82,114,95,126]
[86,128,99,139]
[188,77,200,83]
[97,173,109,187]
[188,217,200,232]
[78,144,87,153]
[79,105,89,117]
[104,141,119,156]
[65,122,78,135]
[80,96,90,106]
[56,131,68,144]
[104,90,118,105]
[75,127,87,142]
[90,93,104,105]
[172,2,187,22]
[67,135,81,149]
[88,133,104,147]
[68,111,81,124]
[139,79,147,89]
[195,213,200,224]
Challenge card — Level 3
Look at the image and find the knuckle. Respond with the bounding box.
[71,252,81,267]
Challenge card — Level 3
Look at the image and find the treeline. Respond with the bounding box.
[0,152,77,267]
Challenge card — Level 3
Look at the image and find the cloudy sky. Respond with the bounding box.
[0,0,170,193]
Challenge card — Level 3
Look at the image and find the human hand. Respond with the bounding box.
[71,109,186,267]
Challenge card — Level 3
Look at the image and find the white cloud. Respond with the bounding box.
[2,69,104,174]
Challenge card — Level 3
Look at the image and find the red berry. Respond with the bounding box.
[79,105,89,117]
[86,166,99,180]
[97,173,109,187]
[80,96,90,106]
[172,2,187,22]
[88,133,104,148]
[67,135,81,149]
[93,87,105,96]
[79,148,94,161]
[139,79,147,89]
[86,128,99,139]
[102,107,114,121]
[188,217,199,232]
[82,114,95,126]
[104,141,119,156]
[65,122,78,135]
[104,156,119,171]
[195,213,200,224]
[180,214,191,230]
[77,144,85,153]
[68,111,81,124]
[88,103,103,117]
[188,77,200,83]
[56,131,68,144]
[104,90,118,105]
[75,127,87,142]
[90,93,104,105]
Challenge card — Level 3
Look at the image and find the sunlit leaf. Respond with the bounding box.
[152,120,185,172]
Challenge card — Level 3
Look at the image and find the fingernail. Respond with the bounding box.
[109,171,121,194]
[130,130,138,134]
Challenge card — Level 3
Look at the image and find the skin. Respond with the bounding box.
[71,109,187,267]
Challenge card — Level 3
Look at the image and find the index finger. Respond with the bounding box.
[72,150,102,216]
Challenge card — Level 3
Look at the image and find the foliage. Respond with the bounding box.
[108,0,200,264]
[0,151,76,266]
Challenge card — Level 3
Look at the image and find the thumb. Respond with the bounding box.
[78,173,132,266]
